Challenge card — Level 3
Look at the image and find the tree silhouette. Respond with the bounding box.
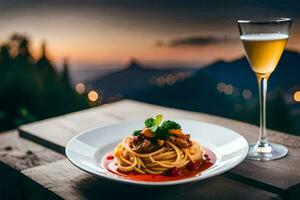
[10,33,32,59]
[61,58,71,87]
[0,44,11,71]
[0,33,88,131]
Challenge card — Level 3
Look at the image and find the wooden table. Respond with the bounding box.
[1,100,300,199]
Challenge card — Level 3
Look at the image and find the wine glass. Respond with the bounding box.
[237,18,292,161]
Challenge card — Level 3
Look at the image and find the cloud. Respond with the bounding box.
[156,36,236,47]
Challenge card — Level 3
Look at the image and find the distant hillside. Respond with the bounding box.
[129,50,300,135]
[70,68,119,84]
[85,51,300,135]
[88,60,197,102]
[128,64,253,123]
[198,50,300,93]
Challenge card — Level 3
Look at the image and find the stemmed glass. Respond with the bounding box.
[237,18,292,161]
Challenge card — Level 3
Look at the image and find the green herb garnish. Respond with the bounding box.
[133,130,142,136]
[132,115,181,139]
[145,118,155,128]
[160,120,181,131]
[154,127,170,139]
[144,114,163,132]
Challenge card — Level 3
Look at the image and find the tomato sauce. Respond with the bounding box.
[102,148,215,182]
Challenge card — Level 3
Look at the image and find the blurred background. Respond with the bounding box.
[0,0,299,136]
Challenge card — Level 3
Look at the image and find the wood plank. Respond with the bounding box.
[19,99,258,153]
[21,159,276,200]
[0,131,64,171]
[0,130,65,200]
[18,100,300,193]
[227,146,300,194]
[19,104,125,153]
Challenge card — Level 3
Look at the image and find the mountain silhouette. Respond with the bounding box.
[129,65,240,118]
[88,59,196,102]
[197,50,300,94]
[128,50,300,135]
[126,59,144,71]
[88,50,300,135]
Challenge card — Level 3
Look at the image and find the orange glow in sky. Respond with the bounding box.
[1,4,300,69]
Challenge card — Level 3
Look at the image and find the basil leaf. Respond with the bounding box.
[155,114,163,126]
[150,125,158,132]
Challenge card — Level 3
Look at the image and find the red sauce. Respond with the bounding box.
[106,155,114,160]
[102,148,215,182]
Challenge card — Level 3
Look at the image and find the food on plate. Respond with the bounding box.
[110,115,212,178]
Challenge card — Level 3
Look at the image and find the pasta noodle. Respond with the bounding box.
[114,137,204,175]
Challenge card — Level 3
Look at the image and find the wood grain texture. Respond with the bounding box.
[18,100,300,193]
[22,159,276,200]
[19,105,124,153]
[0,131,64,200]
[0,131,64,171]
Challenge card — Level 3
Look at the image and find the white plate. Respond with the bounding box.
[66,119,248,186]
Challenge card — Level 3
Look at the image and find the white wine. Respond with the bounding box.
[238,18,291,161]
[241,33,288,77]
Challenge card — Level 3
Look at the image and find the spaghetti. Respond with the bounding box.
[114,138,203,174]
[112,114,208,175]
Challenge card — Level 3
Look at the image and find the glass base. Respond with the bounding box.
[247,142,288,161]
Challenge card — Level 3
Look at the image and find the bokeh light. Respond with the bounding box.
[75,83,86,94]
[242,89,252,99]
[224,84,233,95]
[294,91,300,102]
[217,82,226,92]
[154,72,191,87]
[88,90,99,102]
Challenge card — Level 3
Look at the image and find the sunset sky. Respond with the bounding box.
[0,0,299,69]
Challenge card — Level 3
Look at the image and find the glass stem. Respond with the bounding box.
[256,75,269,147]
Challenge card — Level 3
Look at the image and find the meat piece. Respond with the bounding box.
[127,135,160,154]
[141,128,154,138]
[178,134,191,139]
[168,135,192,148]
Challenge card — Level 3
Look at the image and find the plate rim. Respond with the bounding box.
[65,119,249,186]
